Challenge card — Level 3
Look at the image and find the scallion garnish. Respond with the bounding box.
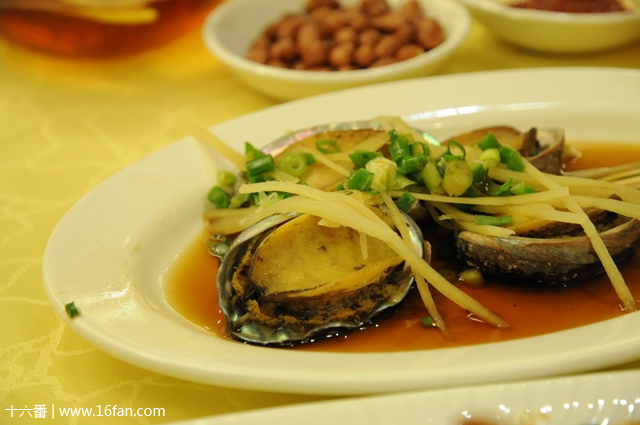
[279,153,310,177]
[475,214,512,226]
[441,158,473,197]
[395,191,417,212]
[399,154,427,175]
[246,155,276,178]
[410,141,430,156]
[244,142,266,161]
[477,132,501,150]
[216,170,236,187]
[349,150,382,169]
[421,160,442,193]
[499,146,525,171]
[388,130,411,164]
[440,140,467,162]
[421,316,435,327]
[64,301,80,319]
[316,139,340,154]
[510,181,537,195]
[347,168,374,191]
[207,186,231,208]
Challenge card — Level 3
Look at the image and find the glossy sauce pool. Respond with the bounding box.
[164,142,640,352]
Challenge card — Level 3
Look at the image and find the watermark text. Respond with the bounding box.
[5,405,165,419]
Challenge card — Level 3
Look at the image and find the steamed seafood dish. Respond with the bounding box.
[204,116,640,346]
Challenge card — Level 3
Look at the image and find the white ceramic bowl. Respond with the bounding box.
[458,0,640,53]
[202,0,470,101]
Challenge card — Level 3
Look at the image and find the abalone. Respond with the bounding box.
[217,209,424,346]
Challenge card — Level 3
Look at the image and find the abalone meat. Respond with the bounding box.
[217,209,424,346]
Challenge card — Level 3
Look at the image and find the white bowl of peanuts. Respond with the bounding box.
[202,0,470,101]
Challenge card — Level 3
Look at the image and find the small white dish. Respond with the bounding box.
[43,67,640,396]
[458,0,640,53]
[167,370,640,424]
[201,0,470,101]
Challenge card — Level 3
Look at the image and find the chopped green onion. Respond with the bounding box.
[229,192,250,208]
[410,142,430,156]
[217,170,236,187]
[388,130,411,164]
[499,146,525,171]
[399,154,426,175]
[244,142,266,161]
[495,179,516,196]
[316,139,340,154]
[347,168,374,191]
[349,150,382,168]
[391,175,416,190]
[366,156,397,191]
[207,186,231,208]
[510,182,537,195]
[279,153,309,177]
[477,132,501,150]
[478,148,501,169]
[442,159,473,197]
[421,316,435,327]
[246,155,275,177]
[475,214,512,226]
[440,141,467,163]
[421,160,443,193]
[447,141,467,158]
[65,301,80,319]
[473,165,511,197]
[395,191,417,212]
[303,153,316,165]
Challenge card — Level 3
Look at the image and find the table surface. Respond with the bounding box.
[2,7,640,424]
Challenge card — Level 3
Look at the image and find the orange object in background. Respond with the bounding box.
[0,0,223,58]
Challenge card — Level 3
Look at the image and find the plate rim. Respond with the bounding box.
[43,67,640,396]
[164,369,640,425]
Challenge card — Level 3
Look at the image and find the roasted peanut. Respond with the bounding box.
[270,37,297,62]
[371,11,406,32]
[399,0,423,19]
[244,0,445,71]
[343,7,369,31]
[395,43,425,61]
[353,44,375,67]
[415,16,445,50]
[360,0,390,16]
[266,58,289,68]
[329,42,355,67]
[297,21,322,46]
[370,56,396,67]
[394,22,414,45]
[374,34,401,59]
[300,39,328,67]
[358,28,381,46]
[334,26,357,44]
[276,14,306,38]
[246,36,270,63]
[306,0,339,12]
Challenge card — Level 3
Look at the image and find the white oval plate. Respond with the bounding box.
[43,67,640,396]
[168,370,640,425]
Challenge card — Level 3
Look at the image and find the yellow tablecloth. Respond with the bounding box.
[1,11,640,424]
